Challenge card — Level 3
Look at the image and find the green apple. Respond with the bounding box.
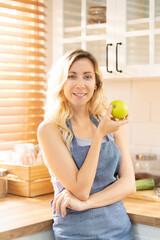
[110,100,128,119]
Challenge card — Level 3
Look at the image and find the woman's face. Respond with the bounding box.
[63,58,97,108]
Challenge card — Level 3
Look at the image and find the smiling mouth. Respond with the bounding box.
[73,93,87,97]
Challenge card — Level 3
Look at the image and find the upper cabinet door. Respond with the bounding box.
[62,0,107,72]
[63,0,82,52]
[85,0,107,69]
[103,0,116,79]
[115,0,160,78]
[154,0,160,64]
[53,0,160,79]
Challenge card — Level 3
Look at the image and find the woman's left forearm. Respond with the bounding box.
[85,176,136,210]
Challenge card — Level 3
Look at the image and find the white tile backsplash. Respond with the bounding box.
[131,123,160,147]
[131,99,150,122]
[151,100,160,123]
[104,78,160,161]
[150,147,160,160]
[123,123,131,144]
[104,80,131,103]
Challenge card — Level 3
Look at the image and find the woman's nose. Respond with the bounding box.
[75,77,84,88]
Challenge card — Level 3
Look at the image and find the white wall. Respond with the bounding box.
[104,78,160,164]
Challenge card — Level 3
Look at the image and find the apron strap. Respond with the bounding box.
[67,119,74,133]
[89,114,99,127]
[67,115,110,141]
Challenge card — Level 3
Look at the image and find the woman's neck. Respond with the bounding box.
[71,111,90,125]
[70,109,97,139]
[71,105,89,122]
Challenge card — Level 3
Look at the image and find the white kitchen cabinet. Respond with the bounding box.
[14,229,54,240]
[133,223,160,240]
[52,0,160,79]
[114,0,160,78]
[13,224,160,240]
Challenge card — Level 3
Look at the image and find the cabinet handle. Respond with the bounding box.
[116,42,122,73]
[106,43,112,73]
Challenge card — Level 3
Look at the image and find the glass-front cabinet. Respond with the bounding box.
[118,0,160,78]
[53,0,160,79]
[63,0,106,67]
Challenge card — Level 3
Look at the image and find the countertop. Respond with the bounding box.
[0,192,160,240]
[0,194,54,240]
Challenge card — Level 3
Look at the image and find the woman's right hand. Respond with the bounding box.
[98,105,129,138]
[53,189,88,218]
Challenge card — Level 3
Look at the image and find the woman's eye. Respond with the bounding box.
[84,75,92,80]
[68,75,76,80]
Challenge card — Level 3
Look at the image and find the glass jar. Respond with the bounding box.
[88,6,106,24]
[0,168,8,198]
[13,143,36,165]
[134,153,158,174]
[36,147,44,165]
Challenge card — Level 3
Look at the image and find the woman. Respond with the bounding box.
[38,49,136,240]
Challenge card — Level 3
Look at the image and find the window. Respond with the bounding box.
[0,0,47,151]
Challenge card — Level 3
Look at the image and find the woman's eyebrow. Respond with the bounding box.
[68,71,94,74]
[68,71,77,74]
[83,71,94,75]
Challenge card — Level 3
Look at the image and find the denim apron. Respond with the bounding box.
[51,115,135,240]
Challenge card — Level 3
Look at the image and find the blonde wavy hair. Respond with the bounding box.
[44,49,108,150]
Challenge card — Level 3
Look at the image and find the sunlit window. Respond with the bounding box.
[0,0,47,152]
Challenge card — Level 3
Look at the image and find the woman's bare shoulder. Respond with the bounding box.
[37,119,59,137]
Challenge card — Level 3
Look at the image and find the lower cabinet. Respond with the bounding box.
[15,229,54,240]
[14,223,160,240]
[133,223,160,240]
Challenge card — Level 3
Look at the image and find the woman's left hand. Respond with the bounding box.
[53,189,87,218]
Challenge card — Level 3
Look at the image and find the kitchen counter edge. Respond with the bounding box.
[0,193,160,240]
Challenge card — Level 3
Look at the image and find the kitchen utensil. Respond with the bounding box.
[155,188,160,197]
[127,189,160,202]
